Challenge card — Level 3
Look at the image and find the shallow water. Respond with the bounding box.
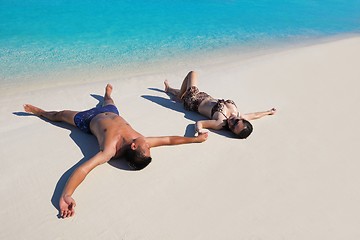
[1,0,359,86]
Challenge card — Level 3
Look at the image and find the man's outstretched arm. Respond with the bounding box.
[59,150,115,218]
[146,132,208,148]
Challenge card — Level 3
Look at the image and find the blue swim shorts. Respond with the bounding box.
[74,105,119,133]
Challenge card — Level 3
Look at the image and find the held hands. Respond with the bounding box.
[195,132,208,143]
[59,195,76,218]
[195,121,209,134]
[195,121,209,143]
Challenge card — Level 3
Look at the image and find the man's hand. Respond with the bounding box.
[60,195,76,218]
[196,132,208,143]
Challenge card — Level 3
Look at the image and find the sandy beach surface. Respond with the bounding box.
[1,36,360,239]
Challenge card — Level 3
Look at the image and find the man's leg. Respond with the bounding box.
[23,104,78,126]
[103,84,115,106]
[164,71,198,100]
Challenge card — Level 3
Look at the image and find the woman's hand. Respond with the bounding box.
[195,121,209,134]
[269,108,277,115]
[197,129,209,134]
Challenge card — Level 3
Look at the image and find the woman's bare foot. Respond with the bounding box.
[164,80,170,92]
[164,79,182,101]
[23,104,44,116]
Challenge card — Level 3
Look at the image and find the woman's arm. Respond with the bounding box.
[59,149,115,218]
[195,119,224,133]
[242,108,276,121]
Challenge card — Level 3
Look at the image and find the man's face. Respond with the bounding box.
[134,137,151,158]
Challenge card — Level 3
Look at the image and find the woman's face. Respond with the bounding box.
[227,115,245,134]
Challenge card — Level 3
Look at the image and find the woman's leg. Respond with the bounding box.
[164,71,198,99]
[23,104,78,126]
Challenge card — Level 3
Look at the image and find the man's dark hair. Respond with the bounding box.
[126,148,152,170]
[236,119,253,139]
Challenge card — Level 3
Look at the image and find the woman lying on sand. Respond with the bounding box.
[164,71,276,138]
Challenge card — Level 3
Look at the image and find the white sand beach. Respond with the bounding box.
[1,36,360,239]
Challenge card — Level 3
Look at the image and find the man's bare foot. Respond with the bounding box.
[164,80,170,92]
[105,84,113,98]
[23,104,44,116]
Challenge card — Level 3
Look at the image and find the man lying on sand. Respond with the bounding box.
[164,71,276,138]
[24,84,208,218]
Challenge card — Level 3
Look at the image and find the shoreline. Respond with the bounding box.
[2,33,359,96]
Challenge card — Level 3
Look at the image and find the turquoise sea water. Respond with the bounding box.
[1,0,360,85]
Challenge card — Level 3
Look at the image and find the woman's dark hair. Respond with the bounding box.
[126,148,152,170]
[236,119,253,139]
